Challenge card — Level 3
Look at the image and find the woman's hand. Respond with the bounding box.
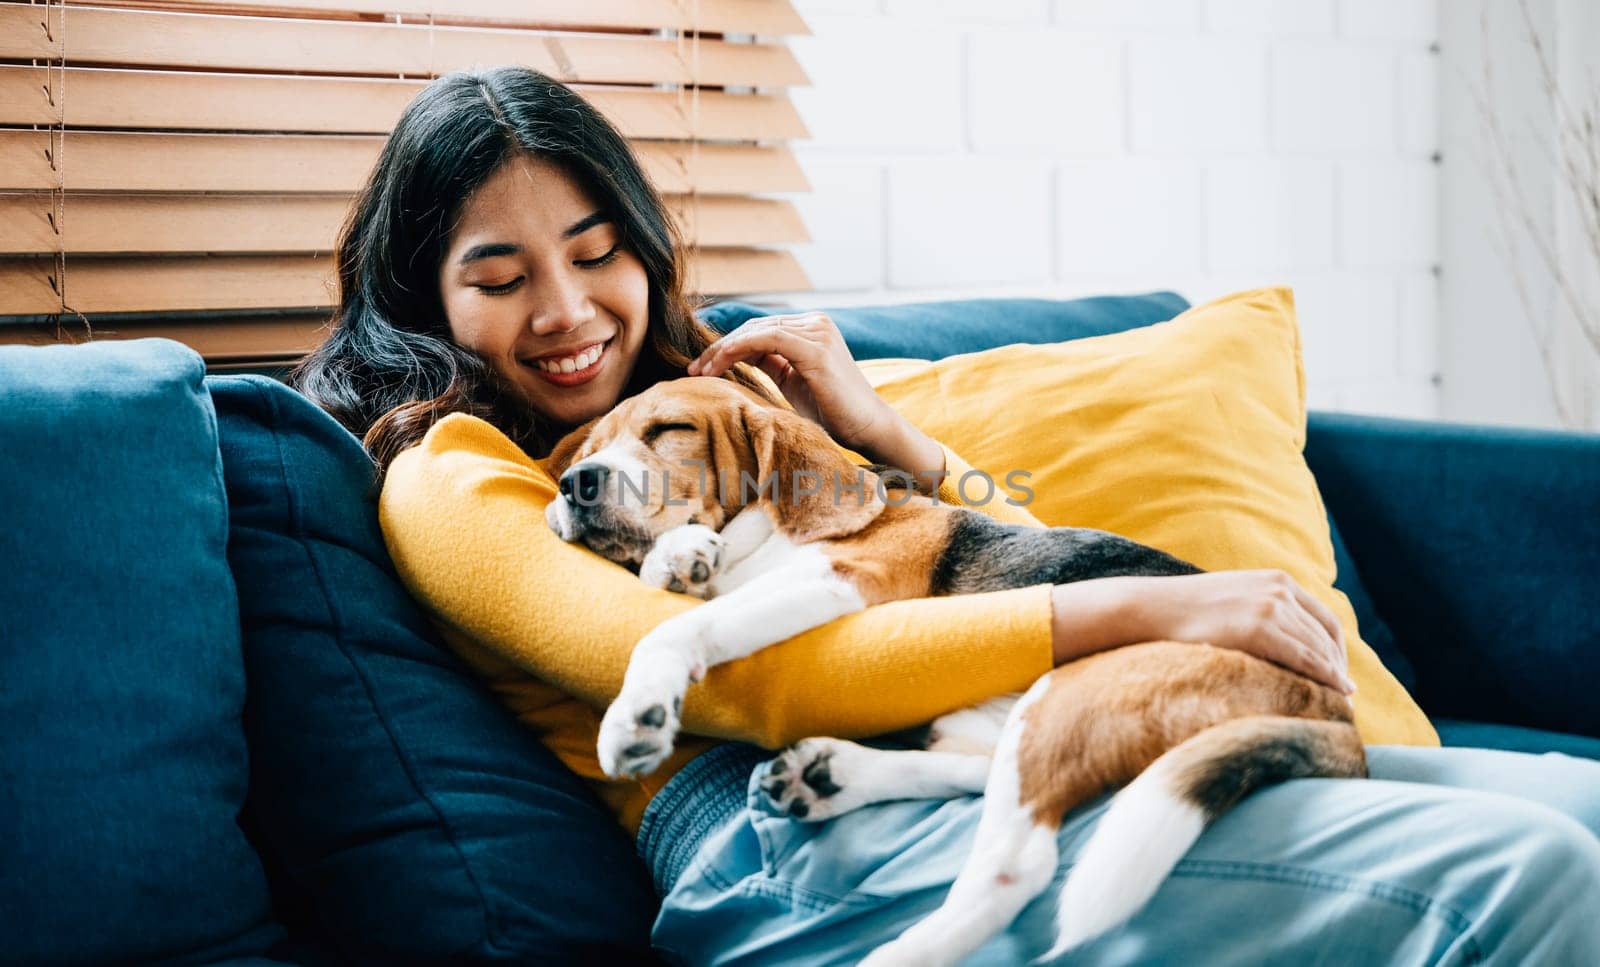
[688,312,930,468]
[1051,570,1356,694]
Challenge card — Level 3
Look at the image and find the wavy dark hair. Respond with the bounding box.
[290,66,771,471]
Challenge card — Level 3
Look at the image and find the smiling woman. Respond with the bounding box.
[290,66,775,469]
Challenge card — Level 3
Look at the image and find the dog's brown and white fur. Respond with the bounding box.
[545,377,1365,964]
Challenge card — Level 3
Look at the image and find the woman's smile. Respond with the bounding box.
[524,336,613,386]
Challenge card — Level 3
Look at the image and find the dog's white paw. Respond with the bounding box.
[640,524,724,599]
[597,642,702,779]
[597,683,682,779]
[758,738,866,821]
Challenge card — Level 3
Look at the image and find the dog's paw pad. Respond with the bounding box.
[759,739,852,822]
[597,687,683,779]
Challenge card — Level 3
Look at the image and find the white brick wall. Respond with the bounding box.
[778,0,1441,418]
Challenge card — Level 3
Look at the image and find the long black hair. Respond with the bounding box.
[290,66,770,469]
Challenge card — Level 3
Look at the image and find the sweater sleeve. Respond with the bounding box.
[379,412,1055,750]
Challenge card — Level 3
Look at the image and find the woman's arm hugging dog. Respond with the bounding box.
[544,377,1364,964]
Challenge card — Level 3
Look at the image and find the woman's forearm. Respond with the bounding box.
[1049,578,1153,665]
[859,413,949,494]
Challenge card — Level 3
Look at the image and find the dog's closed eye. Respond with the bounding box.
[642,421,698,445]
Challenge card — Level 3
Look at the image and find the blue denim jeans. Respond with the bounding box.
[647,745,1600,965]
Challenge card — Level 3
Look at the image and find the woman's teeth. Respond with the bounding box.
[534,342,603,373]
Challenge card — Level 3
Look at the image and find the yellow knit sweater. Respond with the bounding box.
[379,411,1056,834]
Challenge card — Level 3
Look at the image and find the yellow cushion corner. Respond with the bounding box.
[862,286,1438,748]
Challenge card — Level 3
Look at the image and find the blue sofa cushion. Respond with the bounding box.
[701,295,1415,690]
[0,340,282,965]
[1435,719,1600,761]
[1305,412,1600,738]
[210,375,658,963]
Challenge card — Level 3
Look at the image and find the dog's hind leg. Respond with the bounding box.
[758,738,992,821]
[861,678,1064,967]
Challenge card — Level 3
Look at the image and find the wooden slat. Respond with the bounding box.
[0,194,350,254]
[0,193,808,254]
[0,131,383,192]
[634,142,809,195]
[0,314,330,363]
[0,197,61,255]
[104,0,812,36]
[588,88,808,143]
[0,5,808,87]
[0,260,61,314]
[0,66,417,133]
[0,131,807,194]
[0,255,336,314]
[689,248,808,295]
[0,66,808,140]
[1,245,805,315]
[670,197,809,247]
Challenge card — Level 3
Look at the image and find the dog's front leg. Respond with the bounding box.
[597,566,866,778]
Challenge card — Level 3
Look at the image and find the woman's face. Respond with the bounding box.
[439,154,651,431]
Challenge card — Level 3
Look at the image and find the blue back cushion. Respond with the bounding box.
[0,340,281,965]
[700,294,1415,689]
[1305,412,1599,730]
[209,374,658,962]
[699,293,1191,359]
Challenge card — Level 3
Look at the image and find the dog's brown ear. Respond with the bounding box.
[742,404,884,543]
[543,415,603,479]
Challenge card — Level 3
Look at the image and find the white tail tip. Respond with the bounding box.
[1042,769,1206,960]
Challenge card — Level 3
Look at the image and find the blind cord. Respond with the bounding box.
[673,0,703,281]
[43,0,88,338]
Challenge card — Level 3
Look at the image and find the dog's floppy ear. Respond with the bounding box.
[741,403,884,544]
[543,415,603,480]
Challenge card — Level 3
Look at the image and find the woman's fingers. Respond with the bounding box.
[690,314,837,377]
[1256,571,1353,693]
[1263,627,1351,693]
[1290,580,1346,656]
[759,351,790,375]
[691,325,812,377]
[1280,598,1355,693]
[757,352,795,388]
[1267,571,1350,686]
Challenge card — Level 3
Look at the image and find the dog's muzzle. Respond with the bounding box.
[548,463,618,543]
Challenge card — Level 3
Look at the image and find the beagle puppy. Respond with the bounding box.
[544,377,1364,964]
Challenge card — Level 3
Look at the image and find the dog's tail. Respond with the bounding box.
[1045,715,1366,958]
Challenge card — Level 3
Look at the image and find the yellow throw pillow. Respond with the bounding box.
[861,287,1437,747]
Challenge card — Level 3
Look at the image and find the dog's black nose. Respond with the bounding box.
[561,464,609,505]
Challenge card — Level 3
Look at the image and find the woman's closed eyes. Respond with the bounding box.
[471,244,623,296]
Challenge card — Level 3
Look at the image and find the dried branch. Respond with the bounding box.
[1472,0,1600,427]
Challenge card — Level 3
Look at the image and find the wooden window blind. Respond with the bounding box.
[0,0,812,368]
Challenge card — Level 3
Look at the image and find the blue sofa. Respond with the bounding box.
[3,292,1596,964]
